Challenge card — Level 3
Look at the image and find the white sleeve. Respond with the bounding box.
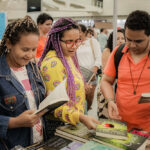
[92,38,102,68]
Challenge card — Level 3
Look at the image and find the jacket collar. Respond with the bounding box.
[0,54,11,76]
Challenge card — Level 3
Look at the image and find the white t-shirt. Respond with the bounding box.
[77,38,102,71]
[11,66,43,143]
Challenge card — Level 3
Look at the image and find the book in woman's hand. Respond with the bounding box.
[34,79,69,115]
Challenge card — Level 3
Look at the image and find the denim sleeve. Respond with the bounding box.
[0,115,10,139]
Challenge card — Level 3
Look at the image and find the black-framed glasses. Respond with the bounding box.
[60,39,82,48]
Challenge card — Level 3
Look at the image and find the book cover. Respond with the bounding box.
[77,141,118,150]
[96,119,128,140]
[56,123,94,143]
[60,141,83,150]
[34,79,69,114]
[93,132,148,150]
[138,93,150,104]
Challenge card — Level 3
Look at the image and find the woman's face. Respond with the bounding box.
[60,29,80,57]
[6,33,39,68]
[87,32,93,38]
[116,32,125,46]
[39,19,53,35]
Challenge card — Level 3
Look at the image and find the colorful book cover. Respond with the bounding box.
[56,123,94,143]
[96,119,128,140]
[77,141,118,150]
[93,132,147,150]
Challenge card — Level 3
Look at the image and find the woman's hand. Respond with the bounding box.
[79,113,100,130]
[108,101,121,120]
[8,110,45,128]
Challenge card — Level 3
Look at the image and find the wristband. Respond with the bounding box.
[105,98,114,103]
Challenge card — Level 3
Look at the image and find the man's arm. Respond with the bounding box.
[100,74,121,120]
[101,74,115,101]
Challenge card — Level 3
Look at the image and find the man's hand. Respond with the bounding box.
[108,101,121,120]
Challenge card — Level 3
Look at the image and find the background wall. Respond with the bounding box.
[102,0,150,17]
[1,0,150,21]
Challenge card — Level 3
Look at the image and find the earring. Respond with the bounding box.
[5,48,10,53]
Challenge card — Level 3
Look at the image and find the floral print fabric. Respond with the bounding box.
[40,51,85,125]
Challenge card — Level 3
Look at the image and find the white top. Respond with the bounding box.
[11,66,43,143]
[77,38,102,71]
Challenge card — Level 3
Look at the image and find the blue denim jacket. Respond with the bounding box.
[0,55,46,149]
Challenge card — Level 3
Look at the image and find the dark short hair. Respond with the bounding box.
[106,28,125,52]
[100,28,105,32]
[79,24,87,33]
[37,13,53,25]
[125,10,150,36]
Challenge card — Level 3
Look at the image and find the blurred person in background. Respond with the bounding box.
[36,13,53,61]
[102,29,125,69]
[86,28,94,39]
[77,24,101,110]
[97,28,108,52]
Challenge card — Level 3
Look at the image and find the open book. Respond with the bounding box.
[34,79,69,114]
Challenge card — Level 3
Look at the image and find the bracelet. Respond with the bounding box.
[105,98,114,103]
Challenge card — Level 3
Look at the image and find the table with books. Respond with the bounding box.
[22,118,150,150]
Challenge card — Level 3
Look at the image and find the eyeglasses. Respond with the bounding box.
[60,39,82,48]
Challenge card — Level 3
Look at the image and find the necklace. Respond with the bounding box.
[129,53,149,95]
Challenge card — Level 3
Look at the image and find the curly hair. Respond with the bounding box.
[125,10,150,36]
[0,16,39,56]
[37,13,53,25]
[39,18,81,102]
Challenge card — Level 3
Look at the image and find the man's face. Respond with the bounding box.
[125,27,150,55]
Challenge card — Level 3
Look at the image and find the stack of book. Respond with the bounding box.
[93,132,147,150]
[95,119,128,140]
[93,118,148,150]
[25,135,83,150]
[55,123,94,143]
[55,118,148,150]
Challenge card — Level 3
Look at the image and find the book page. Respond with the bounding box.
[34,79,69,114]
